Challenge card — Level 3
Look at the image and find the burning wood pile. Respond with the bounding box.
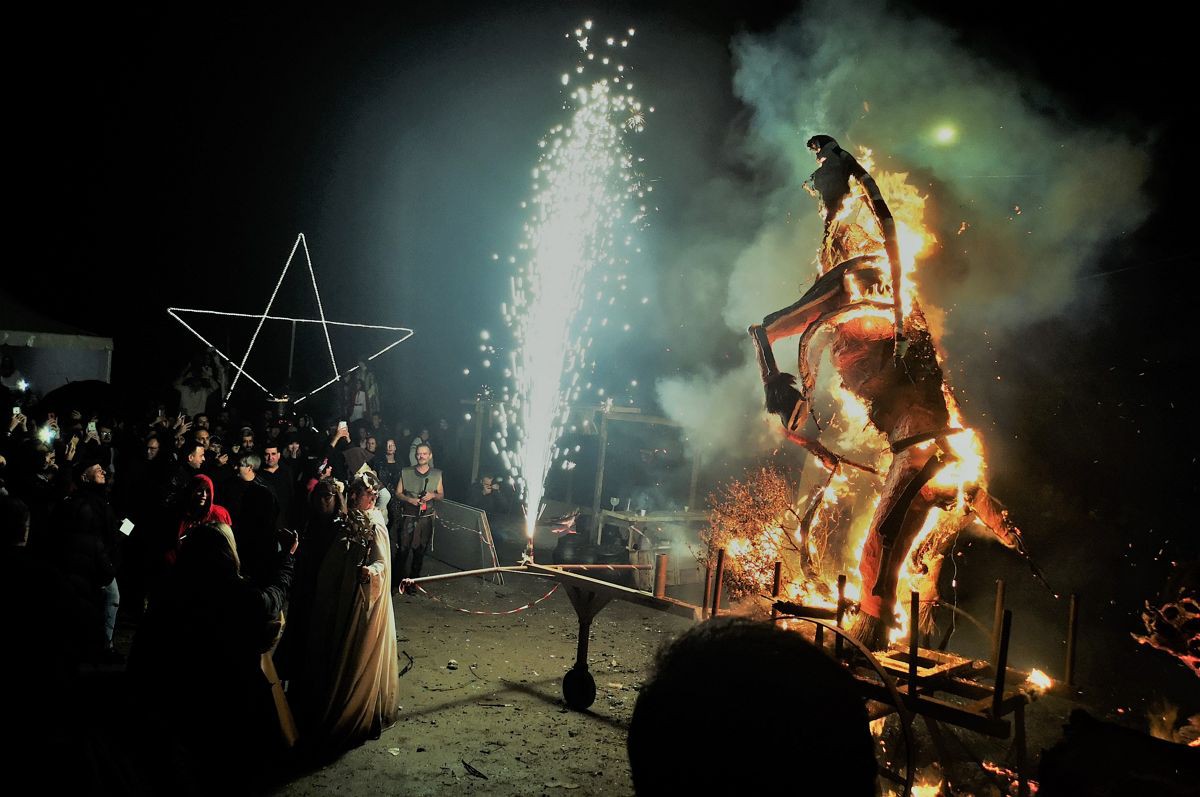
[733,135,1042,650]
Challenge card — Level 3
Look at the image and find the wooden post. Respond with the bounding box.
[653,553,669,598]
[992,609,1013,717]
[702,564,713,619]
[990,580,1006,668]
[770,561,782,620]
[470,397,484,485]
[835,574,847,657]
[688,450,702,510]
[710,548,726,618]
[590,412,610,544]
[1015,702,1029,797]
[908,591,920,695]
[1065,593,1079,687]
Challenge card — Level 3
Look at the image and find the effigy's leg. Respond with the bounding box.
[908,509,973,641]
[849,446,941,649]
[748,267,852,430]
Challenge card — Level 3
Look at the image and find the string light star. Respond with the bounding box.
[168,233,414,407]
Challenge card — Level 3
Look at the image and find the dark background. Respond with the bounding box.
[7,2,1196,708]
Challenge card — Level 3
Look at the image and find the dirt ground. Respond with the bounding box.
[272,552,688,797]
[264,547,1107,797]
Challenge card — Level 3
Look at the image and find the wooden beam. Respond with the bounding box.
[470,397,483,485]
[525,563,702,620]
[908,591,920,695]
[710,548,726,618]
[599,412,681,427]
[653,553,668,598]
[991,579,1006,666]
[853,678,1012,738]
[688,449,702,509]
[590,412,609,544]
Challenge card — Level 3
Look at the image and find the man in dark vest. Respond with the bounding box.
[394,442,442,592]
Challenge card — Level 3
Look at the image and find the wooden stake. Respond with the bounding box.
[470,397,483,485]
[702,564,713,619]
[590,412,609,544]
[990,579,1006,668]
[908,591,920,696]
[771,561,782,620]
[835,574,847,657]
[688,451,702,511]
[1015,701,1029,797]
[992,609,1013,717]
[653,553,668,598]
[710,548,726,618]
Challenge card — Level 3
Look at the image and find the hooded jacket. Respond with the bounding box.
[171,473,232,562]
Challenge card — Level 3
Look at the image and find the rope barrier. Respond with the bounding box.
[432,516,501,554]
[413,582,561,616]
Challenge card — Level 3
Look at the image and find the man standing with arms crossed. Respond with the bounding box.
[394,443,442,593]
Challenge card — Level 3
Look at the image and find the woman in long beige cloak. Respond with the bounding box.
[301,477,399,751]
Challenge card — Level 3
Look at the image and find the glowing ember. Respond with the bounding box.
[497,22,646,542]
[1026,668,1053,692]
[982,761,1039,794]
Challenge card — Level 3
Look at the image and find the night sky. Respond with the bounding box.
[10,2,1196,698]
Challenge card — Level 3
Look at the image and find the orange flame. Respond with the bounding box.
[725,150,1012,644]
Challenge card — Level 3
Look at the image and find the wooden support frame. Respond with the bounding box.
[781,594,1036,793]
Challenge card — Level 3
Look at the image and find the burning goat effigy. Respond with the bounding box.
[738,135,1041,650]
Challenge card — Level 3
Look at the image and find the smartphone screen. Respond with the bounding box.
[87,421,97,433]
[338,421,348,431]
[12,407,19,416]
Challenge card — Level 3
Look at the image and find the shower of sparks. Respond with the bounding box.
[495,22,648,541]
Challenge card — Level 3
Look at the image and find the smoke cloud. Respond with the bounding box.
[655,0,1150,462]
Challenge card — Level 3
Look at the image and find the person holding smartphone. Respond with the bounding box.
[322,421,352,482]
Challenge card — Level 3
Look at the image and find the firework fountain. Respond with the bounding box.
[495,21,648,552]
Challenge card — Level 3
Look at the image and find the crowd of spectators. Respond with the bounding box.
[0,347,504,790]
[2,347,883,793]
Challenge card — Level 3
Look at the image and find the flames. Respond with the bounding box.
[790,151,979,640]
[1025,668,1053,696]
[723,146,1026,650]
[981,762,1040,795]
[829,149,936,319]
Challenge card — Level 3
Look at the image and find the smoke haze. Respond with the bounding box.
[655,0,1151,462]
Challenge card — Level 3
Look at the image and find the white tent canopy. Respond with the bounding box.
[1,291,113,391]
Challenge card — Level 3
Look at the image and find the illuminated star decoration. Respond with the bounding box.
[168,233,414,407]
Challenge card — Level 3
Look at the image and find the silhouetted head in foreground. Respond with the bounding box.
[627,617,877,795]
